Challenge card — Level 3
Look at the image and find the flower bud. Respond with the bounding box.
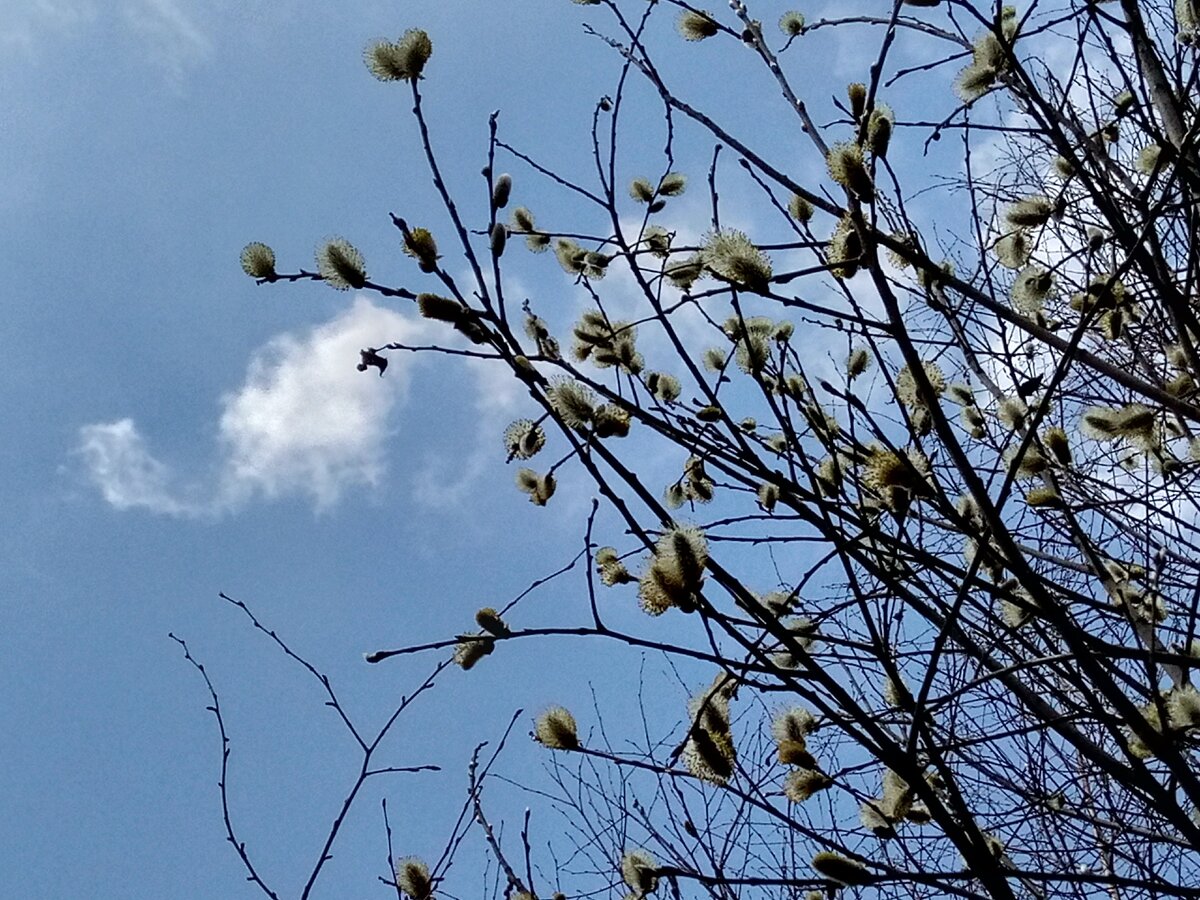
[316,237,366,290]
[491,173,512,209]
[240,242,276,279]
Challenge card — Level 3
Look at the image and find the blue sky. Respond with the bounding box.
[1,2,966,896]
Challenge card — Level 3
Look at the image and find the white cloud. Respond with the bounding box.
[79,297,430,517]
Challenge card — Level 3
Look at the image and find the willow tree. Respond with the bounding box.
[210,0,1200,897]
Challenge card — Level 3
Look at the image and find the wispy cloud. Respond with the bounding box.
[78,418,198,516]
[1,0,97,54]
[122,0,212,80]
[1,0,213,79]
[409,353,523,510]
[79,297,431,517]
